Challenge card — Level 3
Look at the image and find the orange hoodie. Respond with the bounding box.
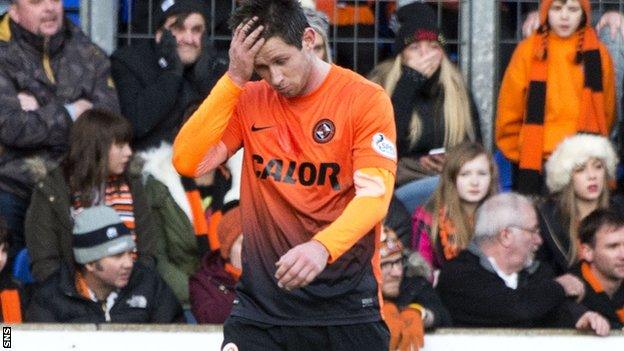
[496,0,615,163]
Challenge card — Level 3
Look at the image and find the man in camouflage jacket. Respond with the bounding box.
[0,0,119,259]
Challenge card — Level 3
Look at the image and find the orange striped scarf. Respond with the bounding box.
[581,262,624,323]
[0,290,21,323]
[181,177,211,255]
[518,4,607,194]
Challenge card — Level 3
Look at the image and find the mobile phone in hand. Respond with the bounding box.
[428,147,445,156]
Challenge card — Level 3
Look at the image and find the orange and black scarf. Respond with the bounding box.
[581,262,624,323]
[518,10,608,194]
[181,177,212,256]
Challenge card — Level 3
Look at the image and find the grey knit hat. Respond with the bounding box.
[73,206,136,264]
[545,134,618,193]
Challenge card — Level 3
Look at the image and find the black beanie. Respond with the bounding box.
[153,0,210,32]
[394,2,443,55]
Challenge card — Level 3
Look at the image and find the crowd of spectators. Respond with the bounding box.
[0,1,622,351]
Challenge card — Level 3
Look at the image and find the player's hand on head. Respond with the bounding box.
[228,16,265,87]
[274,240,329,291]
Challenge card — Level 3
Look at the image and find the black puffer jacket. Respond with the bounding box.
[0,14,120,199]
[25,262,184,323]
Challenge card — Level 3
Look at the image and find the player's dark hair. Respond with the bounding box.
[229,0,309,49]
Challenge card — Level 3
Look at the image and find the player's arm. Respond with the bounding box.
[313,167,394,262]
[172,75,238,177]
[172,17,265,177]
[275,167,394,290]
[275,87,397,291]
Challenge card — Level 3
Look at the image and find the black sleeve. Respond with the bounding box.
[110,50,184,140]
[24,285,58,322]
[391,66,428,155]
[149,272,185,323]
[398,276,452,328]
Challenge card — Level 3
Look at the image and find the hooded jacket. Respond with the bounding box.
[188,250,238,324]
[496,0,615,164]
[0,14,120,200]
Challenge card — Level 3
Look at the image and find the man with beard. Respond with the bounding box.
[437,192,610,335]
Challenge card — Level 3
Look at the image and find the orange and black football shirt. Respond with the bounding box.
[221,65,396,326]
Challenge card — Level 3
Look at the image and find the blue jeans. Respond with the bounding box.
[394,176,440,214]
[597,22,624,147]
[0,190,29,261]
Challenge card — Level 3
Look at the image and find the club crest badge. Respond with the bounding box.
[313,119,335,143]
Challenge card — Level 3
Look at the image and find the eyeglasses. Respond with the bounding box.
[380,258,403,271]
[509,225,540,235]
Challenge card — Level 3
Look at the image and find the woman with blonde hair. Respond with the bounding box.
[369,2,480,213]
[411,142,498,273]
[537,134,622,275]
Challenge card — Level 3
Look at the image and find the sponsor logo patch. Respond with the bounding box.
[126,295,147,308]
[312,119,335,143]
[371,133,397,160]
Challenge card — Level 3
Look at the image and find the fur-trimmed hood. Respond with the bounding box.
[545,134,618,193]
[138,143,193,222]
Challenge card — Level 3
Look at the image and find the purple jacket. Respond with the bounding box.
[189,250,237,324]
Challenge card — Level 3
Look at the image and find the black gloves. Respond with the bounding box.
[191,34,229,94]
[156,30,184,76]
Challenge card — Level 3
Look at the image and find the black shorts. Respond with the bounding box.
[222,316,390,351]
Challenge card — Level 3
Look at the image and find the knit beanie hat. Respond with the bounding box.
[545,134,618,193]
[380,226,404,263]
[394,2,443,55]
[73,206,136,264]
[383,196,413,247]
[539,0,591,30]
[218,206,242,260]
[153,0,210,32]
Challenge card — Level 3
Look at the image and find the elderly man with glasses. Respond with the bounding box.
[436,192,611,335]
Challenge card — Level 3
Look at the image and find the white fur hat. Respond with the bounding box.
[545,134,618,193]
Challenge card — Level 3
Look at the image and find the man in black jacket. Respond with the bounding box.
[111,0,228,152]
[26,206,183,323]
[437,192,610,335]
[572,209,624,329]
